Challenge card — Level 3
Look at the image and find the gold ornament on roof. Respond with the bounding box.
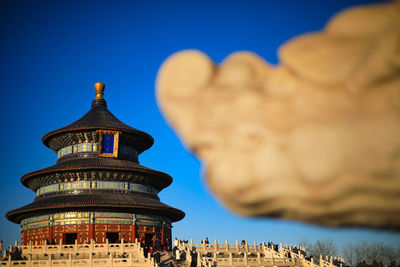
[94,82,105,99]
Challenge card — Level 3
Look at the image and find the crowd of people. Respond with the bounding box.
[138,236,170,260]
[139,237,188,266]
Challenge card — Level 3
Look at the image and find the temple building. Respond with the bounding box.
[6,82,185,246]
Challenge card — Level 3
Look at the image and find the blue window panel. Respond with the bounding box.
[102,134,114,153]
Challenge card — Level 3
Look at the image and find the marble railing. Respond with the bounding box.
[178,239,345,267]
[1,239,156,267]
[0,255,155,267]
[18,239,144,257]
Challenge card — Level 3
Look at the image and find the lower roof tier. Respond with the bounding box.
[6,192,185,224]
[21,157,173,192]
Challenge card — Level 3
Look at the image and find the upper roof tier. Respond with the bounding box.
[42,82,154,154]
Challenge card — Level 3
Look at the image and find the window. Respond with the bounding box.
[97,130,119,158]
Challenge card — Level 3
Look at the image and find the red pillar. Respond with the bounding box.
[49,226,54,243]
[89,212,95,242]
[89,224,94,241]
[131,224,136,242]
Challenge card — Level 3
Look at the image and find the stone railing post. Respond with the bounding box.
[257,251,261,264]
[187,247,192,264]
[225,240,229,252]
[229,252,233,265]
[190,239,194,249]
[235,240,239,252]
[214,240,218,252]
[245,241,249,253]
[202,239,206,253]
[254,241,257,252]
[109,252,114,267]
[271,251,275,266]
[197,252,201,267]
[121,238,124,254]
[89,251,93,267]
[74,239,78,253]
[128,252,132,266]
[244,252,248,265]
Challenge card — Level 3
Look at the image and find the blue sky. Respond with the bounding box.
[0,0,398,252]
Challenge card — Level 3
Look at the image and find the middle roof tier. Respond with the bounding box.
[21,157,173,192]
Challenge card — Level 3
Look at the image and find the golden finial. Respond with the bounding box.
[94,82,105,99]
